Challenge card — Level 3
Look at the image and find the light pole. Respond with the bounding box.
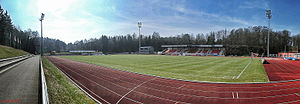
[266,10,271,57]
[40,13,45,56]
[138,22,142,54]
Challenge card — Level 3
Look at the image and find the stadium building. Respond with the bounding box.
[139,46,154,54]
[161,45,225,56]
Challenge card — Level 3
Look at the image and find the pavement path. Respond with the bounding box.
[0,56,40,104]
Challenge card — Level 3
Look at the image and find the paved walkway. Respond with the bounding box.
[0,56,40,104]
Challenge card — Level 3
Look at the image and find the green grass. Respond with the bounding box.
[42,57,96,104]
[0,45,29,59]
[59,55,269,83]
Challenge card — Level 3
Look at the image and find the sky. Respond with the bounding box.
[0,0,300,43]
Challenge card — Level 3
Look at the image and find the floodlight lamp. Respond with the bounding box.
[265,10,272,19]
[138,22,142,28]
[40,13,45,21]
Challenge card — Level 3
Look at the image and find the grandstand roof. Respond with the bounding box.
[141,46,154,48]
[161,45,223,48]
[69,50,96,53]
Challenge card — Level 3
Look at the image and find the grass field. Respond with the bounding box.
[60,55,269,83]
[42,57,96,104]
[0,45,28,59]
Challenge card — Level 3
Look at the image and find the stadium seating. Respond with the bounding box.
[167,49,176,53]
[202,50,208,55]
[165,48,224,56]
[211,50,221,56]
[187,50,197,53]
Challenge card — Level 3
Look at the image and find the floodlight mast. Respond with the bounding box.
[40,13,45,56]
[266,10,272,57]
[138,22,142,54]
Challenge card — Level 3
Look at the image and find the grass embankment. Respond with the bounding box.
[0,45,28,59]
[42,57,96,104]
[60,55,269,83]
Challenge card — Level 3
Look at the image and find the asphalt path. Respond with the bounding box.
[0,56,39,104]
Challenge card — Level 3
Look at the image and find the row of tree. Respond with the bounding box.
[0,5,68,54]
[43,37,66,52]
[66,26,300,55]
[0,5,41,54]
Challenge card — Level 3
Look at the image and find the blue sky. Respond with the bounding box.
[0,0,299,43]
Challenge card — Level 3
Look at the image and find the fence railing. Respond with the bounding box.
[40,56,49,104]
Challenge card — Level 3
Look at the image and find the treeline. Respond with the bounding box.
[0,5,67,54]
[43,37,66,52]
[0,5,40,54]
[66,26,300,55]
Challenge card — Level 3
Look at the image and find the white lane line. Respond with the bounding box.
[273,64,285,72]
[61,60,300,96]
[55,60,300,101]
[240,93,294,99]
[177,84,185,89]
[63,70,105,104]
[51,60,106,104]
[69,61,300,95]
[236,92,239,99]
[278,99,300,104]
[236,59,252,79]
[295,93,300,96]
[52,57,300,102]
[58,60,189,103]
[51,59,106,104]
[56,62,143,104]
[276,63,290,71]
[232,92,235,99]
[116,77,156,104]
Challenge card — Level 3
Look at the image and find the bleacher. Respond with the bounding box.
[162,45,225,56]
[167,49,176,53]
[211,50,221,56]
[202,50,208,56]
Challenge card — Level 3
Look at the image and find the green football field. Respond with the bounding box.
[59,55,269,83]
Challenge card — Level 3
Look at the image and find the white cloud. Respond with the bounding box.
[239,0,269,9]
[20,0,265,43]
[170,5,250,26]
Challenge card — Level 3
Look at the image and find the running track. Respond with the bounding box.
[264,58,300,81]
[46,56,300,104]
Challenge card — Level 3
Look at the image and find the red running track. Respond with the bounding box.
[46,56,300,104]
[264,58,300,81]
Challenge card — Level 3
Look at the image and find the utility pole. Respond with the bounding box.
[40,13,45,56]
[138,22,142,54]
[266,10,272,57]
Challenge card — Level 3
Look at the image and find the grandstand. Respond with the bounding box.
[161,45,225,56]
[277,52,300,60]
[69,50,96,55]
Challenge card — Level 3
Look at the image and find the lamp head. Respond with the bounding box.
[265,10,272,19]
[40,13,45,21]
[138,22,142,28]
